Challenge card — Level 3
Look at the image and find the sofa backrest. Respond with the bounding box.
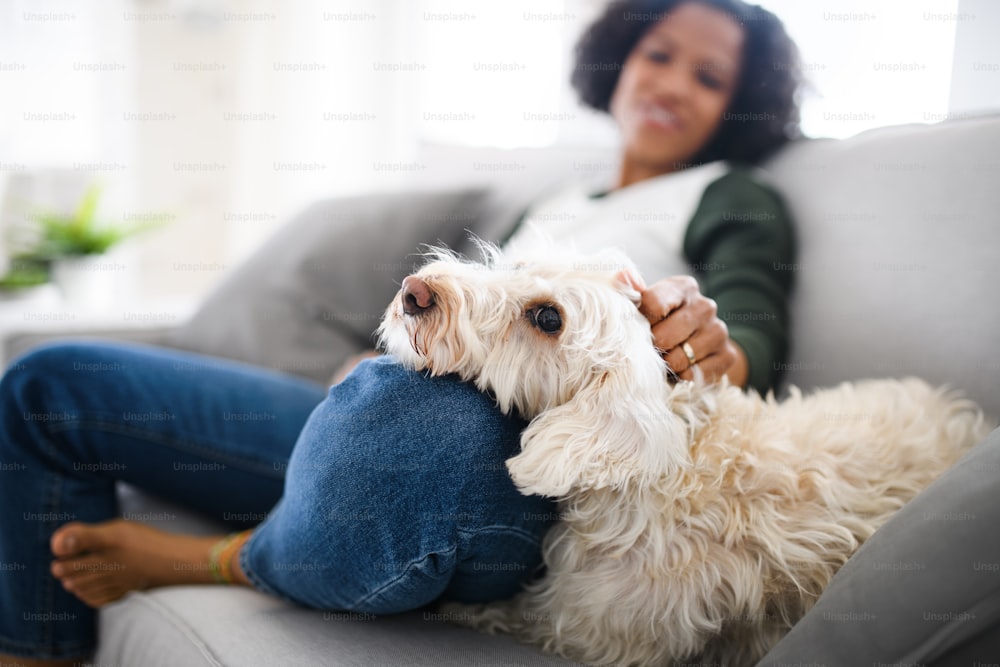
[170,116,1000,418]
[764,116,999,418]
[417,118,1000,418]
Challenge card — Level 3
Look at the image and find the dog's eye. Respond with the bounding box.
[528,305,562,334]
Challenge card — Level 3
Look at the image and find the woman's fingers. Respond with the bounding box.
[674,345,738,383]
[662,317,729,376]
[638,275,699,323]
[637,276,737,384]
[650,293,719,353]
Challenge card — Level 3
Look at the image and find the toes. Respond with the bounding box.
[51,520,122,557]
[50,521,87,557]
[51,555,128,587]
[51,555,94,579]
[51,518,134,557]
[53,559,133,608]
[54,560,113,585]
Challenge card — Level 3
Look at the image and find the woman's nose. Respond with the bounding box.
[649,61,693,101]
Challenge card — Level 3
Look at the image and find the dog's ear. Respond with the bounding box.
[612,268,645,305]
[505,358,691,497]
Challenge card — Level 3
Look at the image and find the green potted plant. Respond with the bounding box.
[32,184,162,257]
[22,184,166,306]
[0,257,50,301]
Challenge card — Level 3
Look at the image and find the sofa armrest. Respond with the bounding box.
[2,326,179,366]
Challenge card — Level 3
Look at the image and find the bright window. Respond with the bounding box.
[407,0,964,146]
[756,0,960,138]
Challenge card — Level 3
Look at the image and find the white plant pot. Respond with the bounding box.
[0,283,58,305]
[51,255,119,310]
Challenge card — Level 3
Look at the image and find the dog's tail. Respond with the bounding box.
[934,382,995,456]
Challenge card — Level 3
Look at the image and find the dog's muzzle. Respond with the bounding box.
[401,275,436,316]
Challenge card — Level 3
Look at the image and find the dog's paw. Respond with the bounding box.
[506,453,572,498]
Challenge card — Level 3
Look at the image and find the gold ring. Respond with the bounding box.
[682,342,697,366]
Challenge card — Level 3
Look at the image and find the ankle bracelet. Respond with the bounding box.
[209,530,252,584]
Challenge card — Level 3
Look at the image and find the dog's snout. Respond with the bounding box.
[401,276,435,316]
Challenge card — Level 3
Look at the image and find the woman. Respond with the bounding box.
[0,1,801,664]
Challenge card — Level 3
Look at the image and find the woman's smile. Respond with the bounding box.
[636,99,684,132]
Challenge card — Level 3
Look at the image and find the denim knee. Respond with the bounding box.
[0,343,81,446]
[295,355,530,498]
[2,341,99,400]
[242,356,556,613]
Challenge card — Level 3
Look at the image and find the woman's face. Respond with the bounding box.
[610,2,744,183]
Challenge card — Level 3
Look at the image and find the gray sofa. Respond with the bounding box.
[5,114,999,666]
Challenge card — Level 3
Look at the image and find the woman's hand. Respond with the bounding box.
[620,272,748,386]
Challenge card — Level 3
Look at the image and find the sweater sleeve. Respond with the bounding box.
[682,167,796,396]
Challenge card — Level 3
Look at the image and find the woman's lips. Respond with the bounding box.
[638,103,682,132]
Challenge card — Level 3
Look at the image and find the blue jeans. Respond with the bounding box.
[0,342,557,660]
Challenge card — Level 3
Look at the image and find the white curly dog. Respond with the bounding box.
[376,245,991,667]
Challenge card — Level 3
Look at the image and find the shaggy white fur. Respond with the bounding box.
[376,245,992,667]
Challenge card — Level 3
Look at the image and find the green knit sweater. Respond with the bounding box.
[681,168,796,395]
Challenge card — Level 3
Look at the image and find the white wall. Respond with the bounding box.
[1,0,421,301]
[124,0,424,298]
[1,0,997,306]
[948,0,1000,115]
[756,0,961,137]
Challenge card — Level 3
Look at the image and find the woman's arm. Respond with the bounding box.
[625,168,794,394]
[682,167,796,395]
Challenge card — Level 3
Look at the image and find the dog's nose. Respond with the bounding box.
[401,276,435,316]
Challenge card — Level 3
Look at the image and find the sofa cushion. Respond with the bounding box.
[166,188,502,385]
[97,484,582,666]
[762,115,1000,418]
[96,587,583,667]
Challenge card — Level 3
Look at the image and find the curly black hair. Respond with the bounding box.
[571,0,803,166]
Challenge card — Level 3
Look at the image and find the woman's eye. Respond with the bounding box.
[646,49,669,64]
[529,306,562,334]
[698,72,723,90]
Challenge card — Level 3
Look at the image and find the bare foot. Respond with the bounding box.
[49,520,225,608]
